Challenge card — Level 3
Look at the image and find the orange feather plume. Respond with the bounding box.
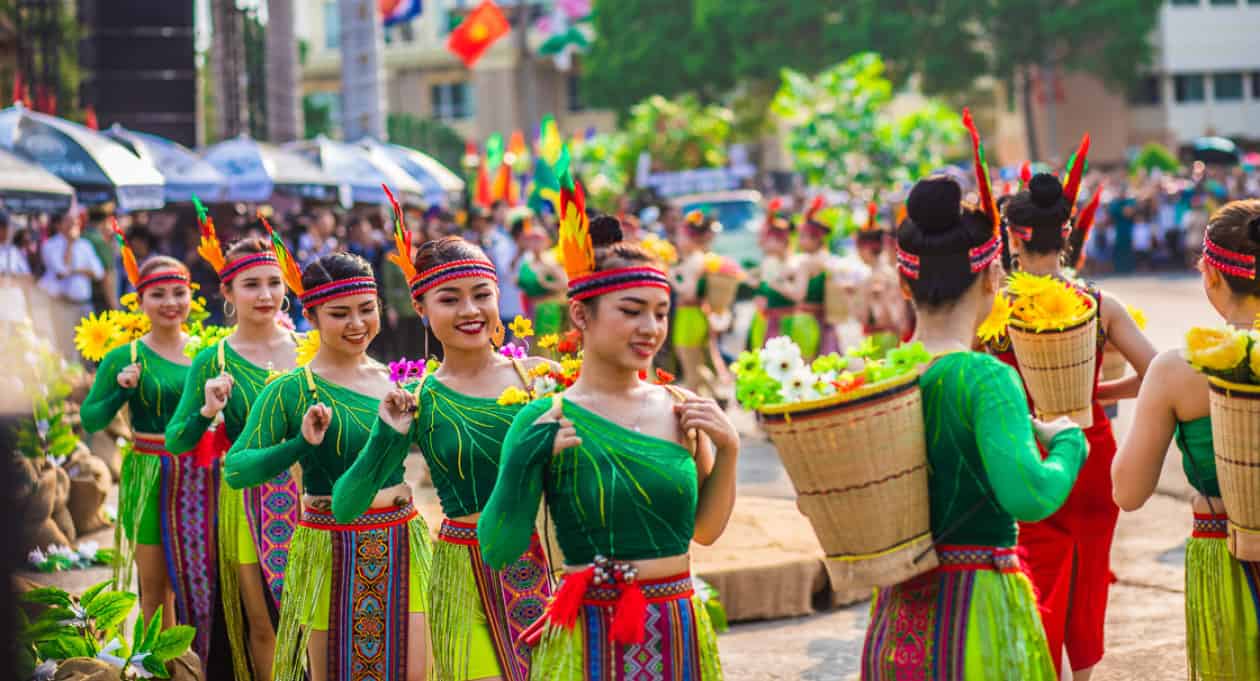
[1073,186,1103,270]
[110,217,140,289]
[382,184,418,281]
[557,174,594,280]
[259,212,305,296]
[192,197,227,273]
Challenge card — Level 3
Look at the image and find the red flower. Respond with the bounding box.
[638,369,648,381]
[654,368,675,385]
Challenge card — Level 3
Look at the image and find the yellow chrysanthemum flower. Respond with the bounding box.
[1185,327,1248,372]
[561,356,582,377]
[1027,290,1090,331]
[538,333,559,350]
[703,253,725,274]
[74,313,120,362]
[977,294,1013,343]
[509,315,534,339]
[1127,305,1147,331]
[1006,272,1059,299]
[496,386,530,406]
[640,235,678,266]
[295,331,320,366]
[529,363,551,378]
[1249,333,1260,380]
[119,292,139,311]
[111,311,150,340]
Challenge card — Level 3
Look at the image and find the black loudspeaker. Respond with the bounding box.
[79,0,197,147]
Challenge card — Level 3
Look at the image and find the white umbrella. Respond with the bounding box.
[203,135,342,204]
[362,139,465,207]
[286,136,427,207]
[0,103,165,211]
[0,148,75,214]
[104,124,228,203]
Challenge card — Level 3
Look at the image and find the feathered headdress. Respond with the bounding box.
[382,184,418,282]
[1019,161,1033,189]
[961,108,1002,273]
[557,170,594,281]
[865,202,878,231]
[111,217,141,290]
[260,212,305,296]
[192,196,226,273]
[1062,134,1091,210]
[1072,186,1103,270]
[764,197,784,230]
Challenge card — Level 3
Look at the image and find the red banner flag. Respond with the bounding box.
[447,0,510,68]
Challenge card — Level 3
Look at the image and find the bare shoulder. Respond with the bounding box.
[523,355,560,373]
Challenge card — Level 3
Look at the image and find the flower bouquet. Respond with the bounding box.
[980,272,1099,427]
[497,317,583,406]
[734,337,936,589]
[1185,324,1260,559]
[702,254,745,315]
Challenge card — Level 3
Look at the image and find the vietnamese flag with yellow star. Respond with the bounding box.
[447,0,511,68]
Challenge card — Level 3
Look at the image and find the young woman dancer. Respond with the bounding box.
[225,250,432,681]
[1112,200,1260,680]
[514,217,568,339]
[79,249,205,640]
[861,172,1087,680]
[995,171,1156,680]
[787,198,837,359]
[479,188,739,680]
[166,232,299,681]
[671,210,720,394]
[749,202,800,350]
[853,206,908,348]
[333,234,555,681]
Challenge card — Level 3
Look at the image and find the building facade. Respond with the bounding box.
[296,0,614,144]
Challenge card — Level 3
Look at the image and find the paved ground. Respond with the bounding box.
[717,274,1212,680]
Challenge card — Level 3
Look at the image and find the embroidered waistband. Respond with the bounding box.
[580,571,694,605]
[299,503,417,531]
[132,434,169,456]
[438,518,479,545]
[935,544,1022,573]
[1193,513,1229,539]
[521,566,692,648]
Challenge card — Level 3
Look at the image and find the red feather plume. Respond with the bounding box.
[1019,161,1032,187]
[1062,133,1091,208]
[866,202,878,231]
[1073,186,1103,270]
[961,107,998,237]
[804,195,825,223]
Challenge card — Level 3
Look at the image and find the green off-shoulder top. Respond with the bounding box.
[332,375,524,523]
[81,341,189,435]
[165,340,274,453]
[920,352,1088,548]
[1176,417,1219,498]
[224,367,398,496]
[477,396,699,569]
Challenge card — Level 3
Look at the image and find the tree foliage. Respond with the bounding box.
[772,53,964,197]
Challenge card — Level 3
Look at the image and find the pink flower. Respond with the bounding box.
[500,342,527,360]
[389,358,427,383]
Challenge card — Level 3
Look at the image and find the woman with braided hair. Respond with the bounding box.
[225,247,433,681]
[479,178,737,679]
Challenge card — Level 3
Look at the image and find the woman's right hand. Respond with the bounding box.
[201,372,234,418]
[379,388,417,435]
[116,363,141,390]
[540,400,581,454]
[1032,416,1081,449]
[301,403,333,446]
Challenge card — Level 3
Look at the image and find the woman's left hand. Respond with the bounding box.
[675,397,739,455]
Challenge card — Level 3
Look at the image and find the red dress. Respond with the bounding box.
[990,283,1119,674]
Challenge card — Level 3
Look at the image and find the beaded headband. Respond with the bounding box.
[1204,237,1257,280]
[896,247,921,280]
[568,266,671,301]
[217,252,280,284]
[299,276,378,308]
[408,259,499,300]
[136,269,191,293]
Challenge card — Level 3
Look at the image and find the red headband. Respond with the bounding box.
[218,252,280,284]
[897,234,1000,282]
[408,259,498,300]
[299,276,378,307]
[137,269,191,294]
[1204,237,1257,280]
[567,266,671,301]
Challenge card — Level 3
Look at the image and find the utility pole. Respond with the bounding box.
[266,0,303,142]
[338,0,386,141]
[211,0,248,139]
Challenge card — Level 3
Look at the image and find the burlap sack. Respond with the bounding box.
[50,463,77,544]
[18,459,71,551]
[54,658,119,681]
[66,444,111,535]
[167,650,204,681]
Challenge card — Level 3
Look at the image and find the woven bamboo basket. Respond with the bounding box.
[1207,377,1260,561]
[704,272,741,315]
[824,278,853,325]
[758,371,936,590]
[1007,309,1098,429]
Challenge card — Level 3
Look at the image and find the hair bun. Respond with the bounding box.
[906,176,962,235]
[1029,173,1064,209]
[589,215,624,248]
[1248,216,1260,244]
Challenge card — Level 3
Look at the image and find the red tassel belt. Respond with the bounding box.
[438,518,540,547]
[1193,513,1229,539]
[520,567,693,648]
[131,434,171,456]
[298,503,418,532]
[936,544,1022,574]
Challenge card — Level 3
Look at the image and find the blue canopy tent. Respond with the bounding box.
[0,103,164,211]
[203,135,342,204]
[361,139,465,207]
[105,124,228,203]
[0,147,75,214]
[286,136,427,207]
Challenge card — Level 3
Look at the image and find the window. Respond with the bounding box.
[1214,72,1244,100]
[431,82,473,120]
[1169,0,1199,5]
[1128,76,1162,106]
[1252,72,1260,99]
[566,74,586,112]
[323,1,340,50]
[1174,74,1206,102]
[1208,0,1236,5]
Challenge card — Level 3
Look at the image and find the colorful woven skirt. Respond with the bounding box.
[114,436,163,591]
[273,503,433,681]
[431,518,551,681]
[1186,514,1260,680]
[749,306,795,351]
[672,306,709,349]
[861,544,1057,681]
[528,570,724,681]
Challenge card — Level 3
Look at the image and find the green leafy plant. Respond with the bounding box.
[27,542,117,573]
[1130,142,1180,176]
[19,581,195,680]
[182,321,235,360]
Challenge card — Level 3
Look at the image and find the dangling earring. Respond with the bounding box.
[422,317,430,360]
[280,296,291,313]
[491,319,506,348]
[223,300,236,319]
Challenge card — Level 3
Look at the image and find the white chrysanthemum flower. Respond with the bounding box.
[32,660,57,681]
[531,375,559,397]
[779,366,818,404]
[77,541,100,562]
[48,544,75,559]
[28,547,46,565]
